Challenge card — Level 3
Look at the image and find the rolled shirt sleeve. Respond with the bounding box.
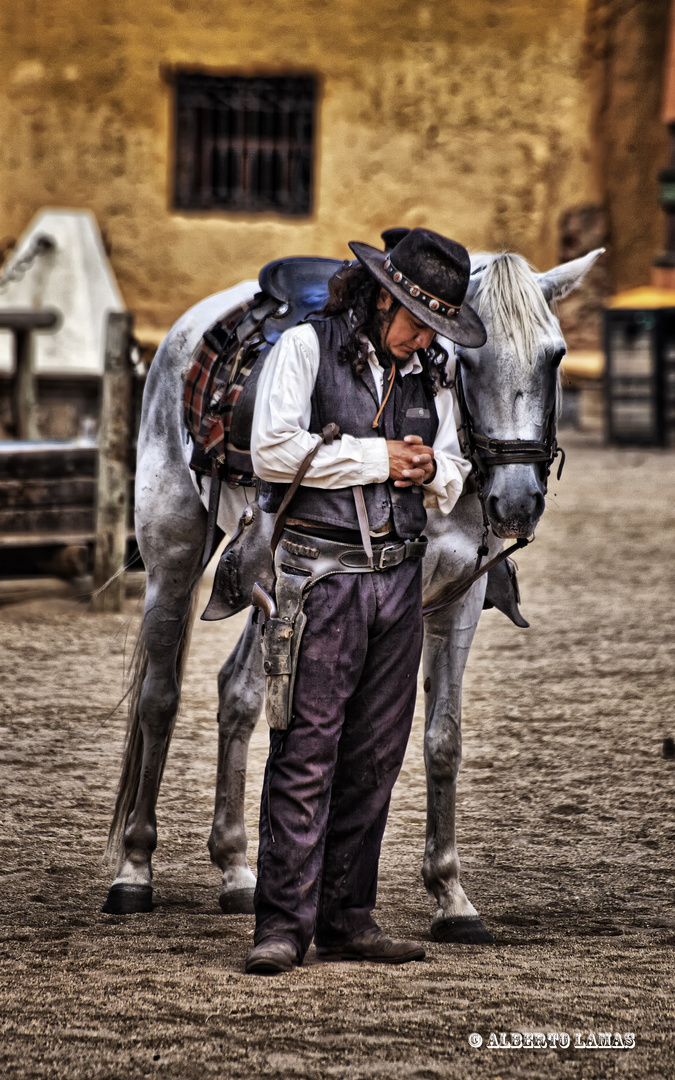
[422,388,472,515]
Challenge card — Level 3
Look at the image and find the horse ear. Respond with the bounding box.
[535,248,605,303]
[465,255,489,301]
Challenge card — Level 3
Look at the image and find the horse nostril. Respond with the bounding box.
[486,492,500,521]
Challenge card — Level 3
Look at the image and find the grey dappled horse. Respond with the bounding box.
[103,249,602,943]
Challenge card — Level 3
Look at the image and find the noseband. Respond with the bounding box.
[422,359,565,617]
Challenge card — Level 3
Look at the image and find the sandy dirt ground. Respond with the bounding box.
[1,432,674,1080]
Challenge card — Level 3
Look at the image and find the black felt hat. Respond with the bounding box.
[380,227,410,252]
[350,228,487,347]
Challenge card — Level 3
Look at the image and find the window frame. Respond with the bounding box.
[172,71,318,217]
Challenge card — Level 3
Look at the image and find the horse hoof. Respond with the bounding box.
[431,916,495,944]
[101,883,153,915]
[219,888,255,915]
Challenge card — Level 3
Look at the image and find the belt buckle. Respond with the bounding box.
[375,543,400,570]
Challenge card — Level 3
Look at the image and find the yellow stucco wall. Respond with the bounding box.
[1,0,597,332]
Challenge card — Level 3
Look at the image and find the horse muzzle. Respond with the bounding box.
[484,464,546,539]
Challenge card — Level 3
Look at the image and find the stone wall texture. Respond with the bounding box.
[585,0,671,293]
[0,1,669,330]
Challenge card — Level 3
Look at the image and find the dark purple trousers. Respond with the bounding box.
[253,558,424,960]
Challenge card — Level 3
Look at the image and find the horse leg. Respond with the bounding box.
[207,609,264,913]
[102,534,204,914]
[422,582,495,944]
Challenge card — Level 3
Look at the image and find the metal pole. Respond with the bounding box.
[93,311,134,612]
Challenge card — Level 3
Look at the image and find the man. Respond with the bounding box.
[247,228,486,974]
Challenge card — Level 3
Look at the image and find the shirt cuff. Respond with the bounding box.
[360,437,390,484]
[422,451,468,514]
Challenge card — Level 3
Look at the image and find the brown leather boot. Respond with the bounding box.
[245,937,299,975]
[316,925,425,964]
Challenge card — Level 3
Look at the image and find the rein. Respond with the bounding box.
[422,361,564,619]
[422,537,530,617]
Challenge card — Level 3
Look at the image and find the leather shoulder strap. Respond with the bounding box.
[270,423,340,555]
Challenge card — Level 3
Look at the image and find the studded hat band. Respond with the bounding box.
[383,257,461,318]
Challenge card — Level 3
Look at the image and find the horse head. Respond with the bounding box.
[455,248,604,539]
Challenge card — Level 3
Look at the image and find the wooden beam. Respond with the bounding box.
[13,329,38,441]
[93,312,134,612]
[0,310,59,440]
[0,309,60,331]
[664,0,675,123]
[0,444,97,480]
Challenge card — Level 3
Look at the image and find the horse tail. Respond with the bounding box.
[104,588,200,864]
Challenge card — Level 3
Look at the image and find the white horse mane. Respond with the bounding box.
[473,253,559,365]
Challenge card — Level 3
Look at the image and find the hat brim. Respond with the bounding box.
[349,241,487,348]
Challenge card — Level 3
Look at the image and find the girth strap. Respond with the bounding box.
[202,462,223,569]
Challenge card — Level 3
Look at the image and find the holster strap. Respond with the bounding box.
[352,485,374,567]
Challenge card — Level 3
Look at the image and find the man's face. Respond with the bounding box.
[376,289,436,361]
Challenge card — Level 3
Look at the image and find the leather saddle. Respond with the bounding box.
[257,256,346,344]
[186,255,345,482]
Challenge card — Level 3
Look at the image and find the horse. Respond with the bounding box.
[102,247,603,944]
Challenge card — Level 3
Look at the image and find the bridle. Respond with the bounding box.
[454,357,565,483]
[454,359,565,566]
[421,359,564,618]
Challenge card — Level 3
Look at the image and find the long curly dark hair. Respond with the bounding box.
[320,262,451,394]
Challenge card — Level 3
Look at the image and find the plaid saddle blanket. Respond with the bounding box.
[183,300,269,485]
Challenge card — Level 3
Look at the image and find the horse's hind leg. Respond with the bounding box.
[422,583,495,944]
[103,525,205,914]
[207,609,264,913]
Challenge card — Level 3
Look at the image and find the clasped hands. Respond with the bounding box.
[387,434,436,488]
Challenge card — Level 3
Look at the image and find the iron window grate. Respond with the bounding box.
[174,73,316,215]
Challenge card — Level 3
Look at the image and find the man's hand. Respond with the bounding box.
[387,434,436,487]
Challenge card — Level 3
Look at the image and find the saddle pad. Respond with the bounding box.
[183,301,261,484]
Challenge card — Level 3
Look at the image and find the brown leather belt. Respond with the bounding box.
[277,528,427,578]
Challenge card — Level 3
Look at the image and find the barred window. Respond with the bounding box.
[174,73,316,215]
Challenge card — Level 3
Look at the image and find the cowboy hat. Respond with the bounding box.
[349,228,486,347]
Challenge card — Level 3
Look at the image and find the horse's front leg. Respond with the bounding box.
[207,609,265,913]
[422,580,495,943]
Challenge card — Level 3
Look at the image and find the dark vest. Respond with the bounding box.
[259,312,439,540]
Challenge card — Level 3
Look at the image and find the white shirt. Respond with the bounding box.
[251,322,471,516]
